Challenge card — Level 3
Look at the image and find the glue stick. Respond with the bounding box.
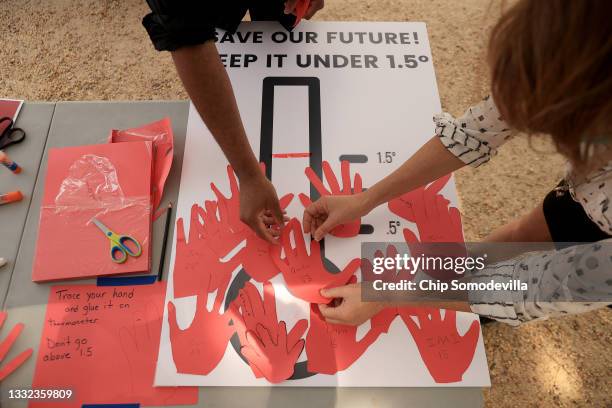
[0,191,23,206]
[0,150,22,174]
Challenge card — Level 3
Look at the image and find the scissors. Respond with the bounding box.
[0,117,26,150]
[92,218,142,264]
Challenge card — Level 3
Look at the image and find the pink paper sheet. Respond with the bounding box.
[109,118,174,218]
[0,99,23,134]
[30,282,198,407]
[32,142,153,281]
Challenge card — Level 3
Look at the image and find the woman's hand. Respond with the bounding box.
[303,193,370,241]
[318,282,386,326]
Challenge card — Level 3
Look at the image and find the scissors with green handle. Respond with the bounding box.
[92,218,142,264]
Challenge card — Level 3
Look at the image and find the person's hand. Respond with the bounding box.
[300,161,364,238]
[318,282,387,326]
[212,164,284,245]
[272,218,360,303]
[240,194,294,282]
[303,193,368,242]
[239,173,285,244]
[306,286,397,374]
[285,0,325,19]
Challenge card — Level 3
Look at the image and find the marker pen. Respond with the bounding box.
[0,150,22,174]
[0,191,23,205]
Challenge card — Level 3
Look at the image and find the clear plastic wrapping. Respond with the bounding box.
[33,142,154,282]
[108,118,174,219]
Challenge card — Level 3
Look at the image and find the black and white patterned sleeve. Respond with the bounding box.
[434,95,514,167]
[468,239,612,326]
[571,165,612,235]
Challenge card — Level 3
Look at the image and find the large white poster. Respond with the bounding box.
[155,21,490,387]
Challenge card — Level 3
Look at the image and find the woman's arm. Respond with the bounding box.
[304,136,465,241]
[303,96,515,241]
[318,240,612,326]
[362,136,465,210]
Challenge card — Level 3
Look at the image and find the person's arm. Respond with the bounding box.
[303,136,465,241]
[318,240,612,326]
[172,42,284,242]
[303,96,515,241]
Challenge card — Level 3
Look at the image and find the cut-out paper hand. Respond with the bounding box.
[173,204,240,299]
[211,164,248,236]
[0,312,33,382]
[118,300,192,403]
[199,200,248,258]
[299,160,363,237]
[240,194,294,282]
[210,163,285,246]
[399,308,479,383]
[242,322,306,384]
[388,174,464,243]
[360,245,416,284]
[272,218,360,303]
[389,174,465,280]
[402,219,466,281]
[231,282,308,383]
[168,283,234,375]
[306,297,396,375]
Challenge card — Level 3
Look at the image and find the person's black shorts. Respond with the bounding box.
[143,0,295,52]
[543,181,611,244]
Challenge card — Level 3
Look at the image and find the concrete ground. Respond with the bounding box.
[1,0,610,406]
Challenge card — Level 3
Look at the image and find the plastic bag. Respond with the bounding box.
[108,118,174,219]
[32,142,153,282]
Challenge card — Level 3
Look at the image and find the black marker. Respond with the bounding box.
[157,203,173,282]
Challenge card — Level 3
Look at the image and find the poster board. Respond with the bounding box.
[155,21,490,387]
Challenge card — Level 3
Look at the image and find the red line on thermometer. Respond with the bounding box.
[272,152,312,158]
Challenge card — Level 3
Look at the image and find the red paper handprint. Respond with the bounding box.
[173,204,240,299]
[360,245,416,284]
[198,200,249,258]
[168,279,235,375]
[306,289,397,374]
[231,282,308,383]
[0,312,33,382]
[389,174,466,280]
[240,194,294,282]
[241,322,306,383]
[399,308,479,383]
[118,299,196,404]
[272,218,360,303]
[299,160,363,237]
[360,245,423,314]
[388,174,464,243]
[210,164,248,235]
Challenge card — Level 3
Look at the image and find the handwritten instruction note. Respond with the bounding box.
[30,283,197,407]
